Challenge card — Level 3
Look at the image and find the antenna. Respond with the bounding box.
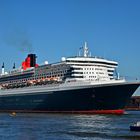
[78,47,83,56]
[83,42,89,57]
[78,50,80,56]
[89,52,91,57]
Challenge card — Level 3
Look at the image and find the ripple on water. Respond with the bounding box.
[0,112,138,139]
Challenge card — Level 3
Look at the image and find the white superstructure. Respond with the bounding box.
[0,42,124,90]
[63,42,119,82]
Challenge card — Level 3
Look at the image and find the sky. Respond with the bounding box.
[0,0,140,94]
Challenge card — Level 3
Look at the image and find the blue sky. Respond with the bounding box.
[0,0,140,93]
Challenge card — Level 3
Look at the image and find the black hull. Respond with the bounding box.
[0,83,139,114]
[130,126,140,131]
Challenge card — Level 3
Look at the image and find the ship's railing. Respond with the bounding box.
[121,76,140,82]
[0,78,64,90]
[0,70,34,78]
[114,76,125,80]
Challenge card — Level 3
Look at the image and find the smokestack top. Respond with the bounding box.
[22,53,38,70]
[1,62,5,75]
[13,63,16,69]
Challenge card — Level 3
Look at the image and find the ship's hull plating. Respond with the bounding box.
[0,83,139,114]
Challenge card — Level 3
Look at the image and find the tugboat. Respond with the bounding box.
[130,122,140,131]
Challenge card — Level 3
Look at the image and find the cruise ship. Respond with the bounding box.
[0,42,139,114]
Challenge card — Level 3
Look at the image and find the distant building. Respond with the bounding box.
[126,96,140,110]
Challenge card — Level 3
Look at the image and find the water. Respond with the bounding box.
[0,111,140,140]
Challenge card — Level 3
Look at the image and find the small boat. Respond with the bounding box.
[10,112,16,117]
[130,122,140,131]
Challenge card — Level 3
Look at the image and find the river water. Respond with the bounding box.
[0,111,140,140]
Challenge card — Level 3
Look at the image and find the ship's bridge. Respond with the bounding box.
[62,42,118,82]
